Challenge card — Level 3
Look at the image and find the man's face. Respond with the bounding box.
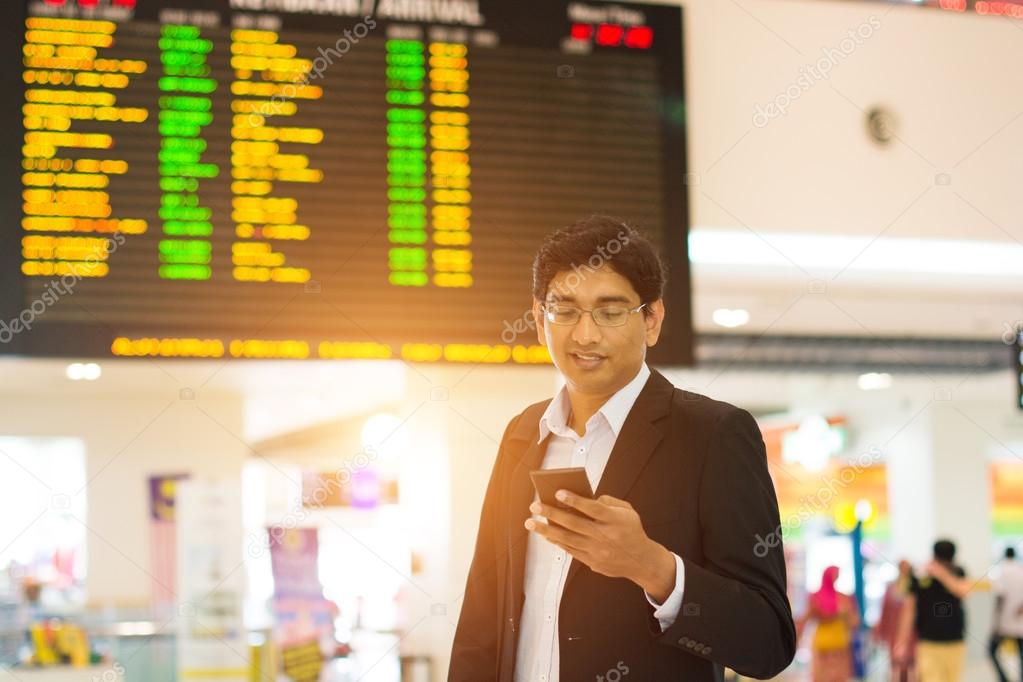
[532,265,664,395]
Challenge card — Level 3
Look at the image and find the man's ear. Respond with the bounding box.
[645,299,665,347]
[532,299,546,346]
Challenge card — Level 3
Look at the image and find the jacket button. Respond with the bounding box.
[677,636,689,645]
[704,647,712,655]
[686,641,696,649]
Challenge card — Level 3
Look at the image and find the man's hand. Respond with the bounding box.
[524,490,676,602]
[925,560,971,599]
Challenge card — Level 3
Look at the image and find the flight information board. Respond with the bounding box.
[0,0,690,364]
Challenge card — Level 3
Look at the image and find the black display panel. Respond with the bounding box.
[0,0,690,364]
[1016,325,1023,410]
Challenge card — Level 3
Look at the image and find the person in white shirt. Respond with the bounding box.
[990,546,1023,682]
[449,216,795,681]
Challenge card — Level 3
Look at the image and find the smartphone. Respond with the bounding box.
[529,467,594,510]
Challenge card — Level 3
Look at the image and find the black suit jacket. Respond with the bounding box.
[449,368,796,681]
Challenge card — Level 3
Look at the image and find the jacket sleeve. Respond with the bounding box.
[448,413,522,681]
[653,407,796,679]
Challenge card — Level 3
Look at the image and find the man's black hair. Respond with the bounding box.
[934,539,956,562]
[531,214,667,313]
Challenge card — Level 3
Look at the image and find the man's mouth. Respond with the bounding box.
[569,351,606,369]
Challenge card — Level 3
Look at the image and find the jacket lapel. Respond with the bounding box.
[506,403,553,624]
[563,368,674,590]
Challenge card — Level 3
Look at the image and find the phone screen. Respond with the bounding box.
[529,467,593,509]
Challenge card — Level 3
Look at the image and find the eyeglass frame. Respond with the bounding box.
[538,301,649,327]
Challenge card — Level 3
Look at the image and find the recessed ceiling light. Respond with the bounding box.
[712,308,750,328]
[66,362,101,381]
[857,372,892,391]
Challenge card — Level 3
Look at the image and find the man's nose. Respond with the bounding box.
[571,310,602,345]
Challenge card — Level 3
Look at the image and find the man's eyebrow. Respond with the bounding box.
[547,293,632,304]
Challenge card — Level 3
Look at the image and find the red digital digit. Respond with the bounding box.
[570,23,593,41]
[595,24,624,46]
[624,26,653,49]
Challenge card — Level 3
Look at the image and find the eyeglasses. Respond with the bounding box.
[540,302,647,327]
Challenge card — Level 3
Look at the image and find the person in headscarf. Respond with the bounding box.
[796,565,860,682]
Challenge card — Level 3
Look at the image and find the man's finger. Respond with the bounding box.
[525,517,591,552]
[531,527,595,565]
[547,540,595,568]
[597,494,632,509]
[533,503,598,536]
[555,490,615,521]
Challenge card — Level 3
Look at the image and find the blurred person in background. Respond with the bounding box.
[896,539,970,682]
[796,565,859,682]
[875,559,917,682]
[990,546,1023,682]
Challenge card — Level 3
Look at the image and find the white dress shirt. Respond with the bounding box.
[513,362,686,682]
[995,560,1023,637]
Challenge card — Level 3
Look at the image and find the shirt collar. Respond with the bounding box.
[538,362,651,443]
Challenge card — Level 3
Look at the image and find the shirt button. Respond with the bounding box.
[546,614,553,621]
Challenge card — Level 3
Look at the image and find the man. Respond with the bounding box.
[990,546,1023,682]
[449,216,796,681]
[896,539,970,682]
